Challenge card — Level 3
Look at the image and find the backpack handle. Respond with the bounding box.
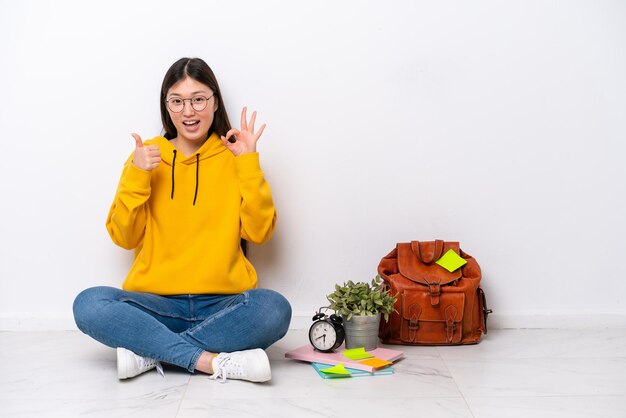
[411,240,444,264]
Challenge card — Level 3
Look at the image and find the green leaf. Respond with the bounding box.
[327,276,397,317]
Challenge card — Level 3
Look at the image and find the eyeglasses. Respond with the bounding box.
[165,94,215,113]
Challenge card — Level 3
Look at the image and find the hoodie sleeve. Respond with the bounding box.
[235,152,277,244]
[106,158,152,250]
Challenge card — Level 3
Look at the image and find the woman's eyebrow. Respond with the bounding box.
[168,90,211,97]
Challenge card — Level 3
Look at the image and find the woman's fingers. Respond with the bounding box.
[222,108,264,156]
[240,106,263,136]
[146,145,161,156]
[131,134,161,171]
[222,128,240,144]
[254,123,266,141]
[131,133,143,148]
[248,110,257,133]
[240,107,248,131]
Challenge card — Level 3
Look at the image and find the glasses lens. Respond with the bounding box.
[191,97,208,111]
[167,98,184,113]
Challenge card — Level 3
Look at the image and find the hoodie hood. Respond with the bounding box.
[152,132,228,166]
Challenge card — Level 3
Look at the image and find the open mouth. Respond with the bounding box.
[182,120,201,132]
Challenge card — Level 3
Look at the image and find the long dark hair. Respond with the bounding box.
[160,58,232,140]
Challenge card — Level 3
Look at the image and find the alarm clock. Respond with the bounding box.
[308,310,345,352]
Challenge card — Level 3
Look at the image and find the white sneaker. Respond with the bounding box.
[209,348,271,383]
[117,347,164,380]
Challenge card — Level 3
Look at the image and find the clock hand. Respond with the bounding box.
[315,334,326,341]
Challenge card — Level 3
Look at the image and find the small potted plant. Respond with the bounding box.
[326,275,397,350]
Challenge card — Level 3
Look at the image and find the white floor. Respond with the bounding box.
[1,328,626,418]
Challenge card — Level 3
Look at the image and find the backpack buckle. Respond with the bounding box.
[427,282,441,306]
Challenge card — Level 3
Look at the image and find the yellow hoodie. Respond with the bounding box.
[106,133,276,295]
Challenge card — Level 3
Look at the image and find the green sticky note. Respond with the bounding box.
[343,347,374,360]
[320,363,351,375]
[436,249,467,272]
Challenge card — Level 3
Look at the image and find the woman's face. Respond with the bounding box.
[166,77,218,145]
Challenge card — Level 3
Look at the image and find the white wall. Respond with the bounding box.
[1,0,625,330]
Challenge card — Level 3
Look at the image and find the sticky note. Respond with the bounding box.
[436,249,467,272]
[343,347,374,360]
[359,358,393,369]
[319,363,351,375]
[311,362,394,379]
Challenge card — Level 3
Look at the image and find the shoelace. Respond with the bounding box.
[141,357,165,377]
[209,353,240,384]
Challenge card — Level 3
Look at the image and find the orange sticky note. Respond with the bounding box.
[359,358,393,369]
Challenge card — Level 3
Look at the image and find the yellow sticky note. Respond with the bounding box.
[436,249,467,272]
[320,363,351,375]
[359,358,393,369]
[343,347,373,360]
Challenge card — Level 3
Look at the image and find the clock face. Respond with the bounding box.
[309,320,337,351]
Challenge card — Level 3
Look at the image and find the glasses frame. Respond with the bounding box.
[165,93,215,113]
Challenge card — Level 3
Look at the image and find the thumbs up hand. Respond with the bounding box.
[131,133,161,171]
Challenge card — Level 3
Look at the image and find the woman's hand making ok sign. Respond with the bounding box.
[221,107,266,156]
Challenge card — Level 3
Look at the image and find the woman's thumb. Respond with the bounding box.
[131,133,143,148]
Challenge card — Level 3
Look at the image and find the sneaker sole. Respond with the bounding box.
[117,347,129,379]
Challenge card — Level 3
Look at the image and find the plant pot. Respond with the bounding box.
[342,314,381,351]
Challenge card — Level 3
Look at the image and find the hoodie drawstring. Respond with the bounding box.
[171,150,200,205]
[171,150,177,200]
[193,153,200,206]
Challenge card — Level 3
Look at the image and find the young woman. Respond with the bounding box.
[73,57,291,383]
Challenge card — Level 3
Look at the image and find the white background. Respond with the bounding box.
[1,0,625,329]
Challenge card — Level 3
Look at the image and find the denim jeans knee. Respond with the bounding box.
[245,288,292,346]
[73,286,118,333]
[252,288,292,339]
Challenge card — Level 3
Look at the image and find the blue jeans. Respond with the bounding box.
[73,286,291,372]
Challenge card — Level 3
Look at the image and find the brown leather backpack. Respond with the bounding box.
[377,240,491,345]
